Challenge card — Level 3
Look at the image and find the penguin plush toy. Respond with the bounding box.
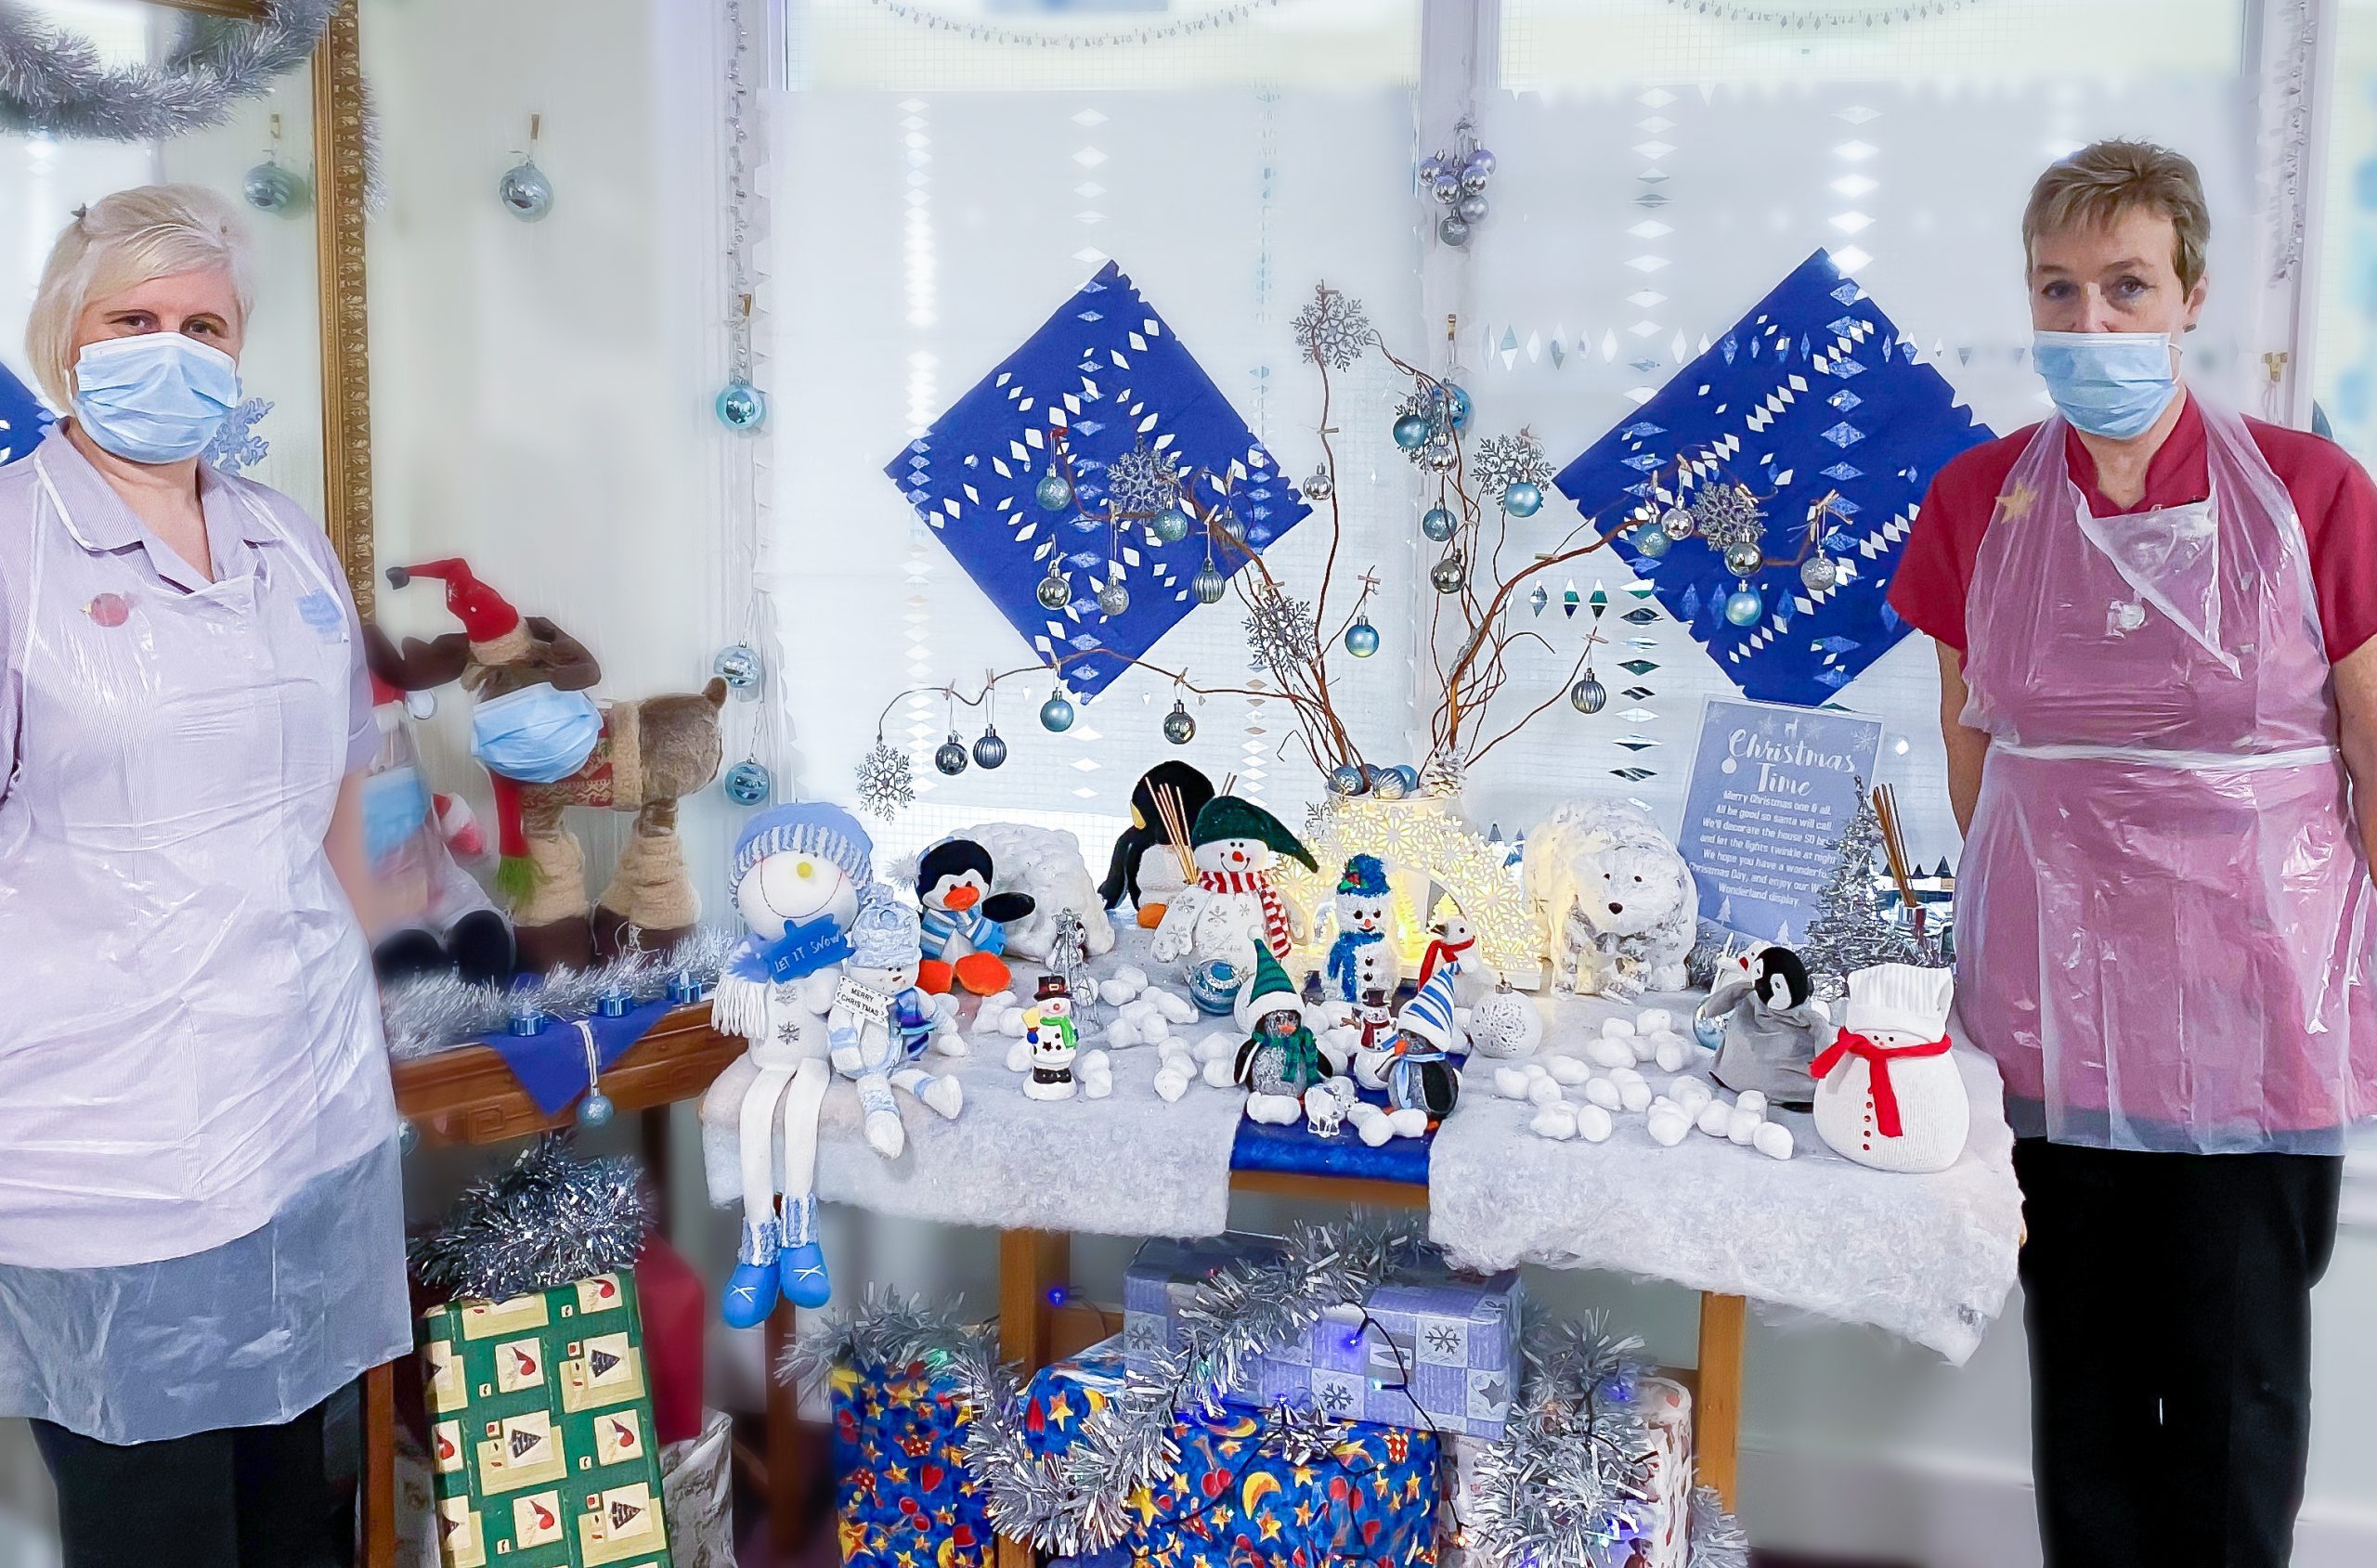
[1099,761,1216,926]
[912,837,1036,996]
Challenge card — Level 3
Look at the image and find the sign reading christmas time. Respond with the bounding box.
[1677,696,1883,945]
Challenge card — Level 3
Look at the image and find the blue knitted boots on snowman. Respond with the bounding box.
[721,1213,782,1329]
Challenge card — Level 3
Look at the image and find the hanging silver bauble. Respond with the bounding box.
[1035,470,1074,511]
[1570,674,1607,714]
[1421,503,1456,542]
[1421,435,1461,473]
[1095,579,1131,617]
[1302,468,1334,502]
[1036,561,1073,610]
[1660,505,1696,540]
[1457,192,1489,224]
[1163,699,1197,745]
[1430,551,1466,594]
[934,732,970,775]
[1461,169,1490,196]
[498,158,554,221]
[1152,505,1192,543]
[973,725,1008,770]
[1800,553,1840,592]
[243,159,308,214]
[1192,563,1227,604]
[1418,156,1446,185]
[1214,510,1247,545]
[1438,215,1473,247]
[1464,148,1497,178]
[1432,173,1462,204]
[1723,541,1765,577]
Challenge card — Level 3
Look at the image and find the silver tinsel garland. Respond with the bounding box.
[409,1134,653,1302]
[0,0,335,140]
[1686,1484,1751,1568]
[1465,1316,1659,1568]
[380,925,737,1061]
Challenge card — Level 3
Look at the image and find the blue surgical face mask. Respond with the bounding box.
[2031,330,2179,440]
[470,682,603,784]
[71,332,241,463]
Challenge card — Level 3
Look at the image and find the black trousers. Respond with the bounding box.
[2014,1138,2343,1568]
[32,1399,345,1568]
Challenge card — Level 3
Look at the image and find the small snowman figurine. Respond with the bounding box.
[1810,963,1967,1173]
[1230,948,1342,1125]
[1020,974,1081,1101]
[1150,795,1318,969]
[1325,854,1401,1004]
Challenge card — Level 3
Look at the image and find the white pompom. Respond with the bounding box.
[1527,1077,1565,1107]
[1736,1090,1768,1117]
[979,990,1017,1013]
[1115,965,1150,992]
[1547,1056,1591,1085]
[1601,1016,1637,1038]
[1137,1014,1172,1043]
[1635,1008,1675,1035]
[1387,1108,1431,1139]
[1194,1032,1238,1064]
[1669,1077,1713,1115]
[1630,1032,1659,1064]
[1153,1068,1190,1103]
[1754,1121,1796,1160]
[1084,1073,1113,1100]
[1576,1104,1616,1143]
[1120,998,1158,1023]
[1531,1106,1579,1141]
[1098,978,1137,1007]
[931,992,961,1021]
[1697,1101,1734,1137]
[1106,1017,1141,1050]
[1585,1038,1636,1070]
[1654,1038,1689,1074]
[1584,1077,1623,1111]
[1000,1009,1029,1038]
[1152,990,1198,1024]
[1646,1108,1691,1147]
[1202,1056,1237,1089]
[1006,1040,1030,1074]
[1078,1049,1111,1073]
[1618,1079,1652,1113]
[1494,1068,1534,1101]
[1728,1108,1762,1145]
[1348,1104,1394,1147]
[1609,1066,1645,1086]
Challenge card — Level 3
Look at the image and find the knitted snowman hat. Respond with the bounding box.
[1842,964,1955,1042]
[1241,946,1303,1024]
[1191,796,1319,872]
[1337,853,1390,898]
[847,886,921,971]
[1397,966,1461,1051]
[732,802,873,891]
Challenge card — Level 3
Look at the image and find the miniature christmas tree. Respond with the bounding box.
[1799,779,1924,991]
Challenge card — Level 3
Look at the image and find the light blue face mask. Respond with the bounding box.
[2031,330,2179,441]
[71,332,241,464]
[470,682,603,784]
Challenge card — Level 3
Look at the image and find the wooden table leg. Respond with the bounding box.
[1695,1292,1747,1511]
[995,1229,1072,1568]
[361,1359,397,1568]
[767,1301,804,1557]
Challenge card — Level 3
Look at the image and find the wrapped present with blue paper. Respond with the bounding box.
[1027,1339,1440,1568]
[828,1354,994,1568]
[1121,1236,1522,1440]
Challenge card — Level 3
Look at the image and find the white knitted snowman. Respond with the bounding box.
[1811,964,1968,1174]
[1149,796,1318,970]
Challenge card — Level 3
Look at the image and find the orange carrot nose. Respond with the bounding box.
[943,885,980,911]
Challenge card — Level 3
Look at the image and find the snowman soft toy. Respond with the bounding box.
[1324,854,1401,1004]
[1150,795,1318,969]
[828,888,964,1159]
[1810,963,1967,1173]
[708,803,874,1328]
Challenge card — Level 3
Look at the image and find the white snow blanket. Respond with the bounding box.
[1426,988,2021,1364]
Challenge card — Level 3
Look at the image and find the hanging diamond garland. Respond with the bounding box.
[856,739,916,816]
[1529,584,1549,616]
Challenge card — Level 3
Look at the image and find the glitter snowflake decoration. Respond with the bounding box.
[1469,431,1555,498]
[1101,439,1183,516]
[1292,285,1373,370]
[1687,480,1765,550]
[202,396,274,475]
[1243,589,1318,679]
[854,741,915,819]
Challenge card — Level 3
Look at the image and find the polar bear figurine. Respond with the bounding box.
[941,821,1115,962]
[1524,797,1698,998]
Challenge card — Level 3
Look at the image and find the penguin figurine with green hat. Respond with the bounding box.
[1230,946,1345,1125]
[1149,794,1318,970]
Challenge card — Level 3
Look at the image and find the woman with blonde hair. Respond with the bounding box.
[0,186,404,1567]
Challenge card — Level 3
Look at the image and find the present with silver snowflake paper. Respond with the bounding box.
[1122,1234,1523,1440]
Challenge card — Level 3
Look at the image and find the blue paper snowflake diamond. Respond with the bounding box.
[884,262,1310,701]
[1552,250,1993,707]
[0,360,53,467]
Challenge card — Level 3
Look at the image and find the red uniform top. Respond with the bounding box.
[1888,395,2377,664]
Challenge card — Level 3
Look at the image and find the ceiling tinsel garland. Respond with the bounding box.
[380,925,737,1061]
[408,1134,654,1302]
[0,0,334,139]
[861,0,1283,49]
[1655,0,1981,24]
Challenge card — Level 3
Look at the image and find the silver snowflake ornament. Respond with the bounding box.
[1469,431,1555,498]
[1242,589,1318,679]
[1292,286,1373,370]
[1688,479,1765,550]
[854,741,915,818]
[1101,438,1183,516]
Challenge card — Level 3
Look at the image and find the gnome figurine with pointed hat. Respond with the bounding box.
[1150,795,1318,971]
[1230,946,1346,1126]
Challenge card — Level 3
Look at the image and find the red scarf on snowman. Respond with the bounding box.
[1195,868,1293,959]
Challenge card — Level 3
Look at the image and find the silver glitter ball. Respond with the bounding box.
[1801,553,1841,592]
[1096,579,1131,617]
[498,159,554,222]
[1437,215,1472,247]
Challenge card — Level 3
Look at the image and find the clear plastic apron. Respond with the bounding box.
[0,453,395,1268]
[1956,399,2377,1152]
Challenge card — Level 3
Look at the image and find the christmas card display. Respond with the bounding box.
[1123,1235,1523,1440]
[883,261,1310,700]
[1024,1338,1443,1568]
[1553,250,1993,706]
[826,1354,994,1568]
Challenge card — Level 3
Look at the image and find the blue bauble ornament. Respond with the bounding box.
[1035,471,1074,511]
[1214,509,1246,546]
[713,642,761,694]
[1694,1014,1724,1049]
[1723,587,1765,627]
[1442,382,1473,431]
[498,159,553,221]
[1344,616,1380,657]
[1502,480,1543,517]
[973,726,1007,769]
[578,1090,616,1129]
[1152,505,1191,543]
[1188,959,1241,1015]
[1163,700,1197,745]
[1040,689,1076,732]
[723,758,773,804]
[1393,413,1433,450]
[715,380,767,431]
[1800,552,1841,592]
[243,160,308,214]
[1421,504,1456,542]
[1371,768,1408,800]
[1632,524,1673,559]
[1328,763,1367,796]
[1192,564,1228,604]
[934,733,969,775]
[1392,764,1421,793]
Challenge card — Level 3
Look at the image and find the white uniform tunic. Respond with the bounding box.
[0,427,409,1441]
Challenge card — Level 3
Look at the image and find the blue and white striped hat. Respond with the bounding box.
[1396,967,1461,1052]
[730,802,873,891]
[848,885,922,971]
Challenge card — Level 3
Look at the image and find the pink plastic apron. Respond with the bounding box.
[0,450,394,1268]
[1956,397,2377,1152]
